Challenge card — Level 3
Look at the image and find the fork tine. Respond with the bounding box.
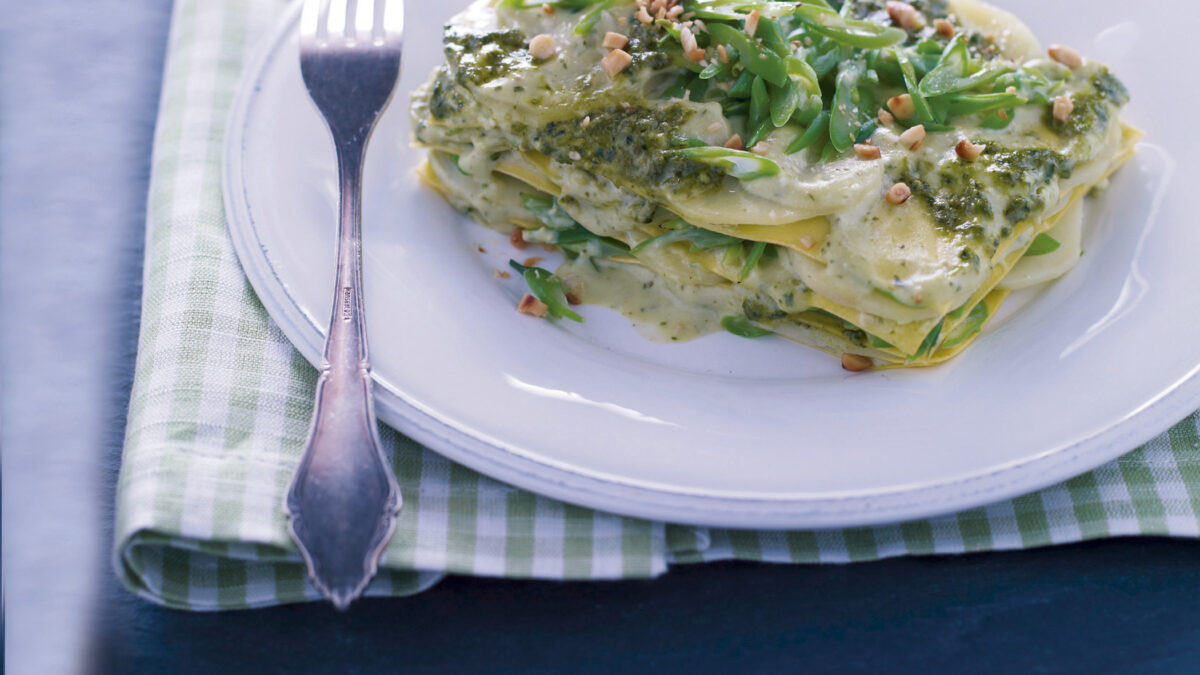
[299,0,330,42]
[350,0,373,41]
[326,0,349,39]
[378,0,403,43]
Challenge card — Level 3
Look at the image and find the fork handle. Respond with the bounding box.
[285,134,401,610]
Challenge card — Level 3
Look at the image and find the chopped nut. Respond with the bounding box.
[955,139,985,160]
[581,115,591,129]
[717,44,729,63]
[854,143,882,160]
[750,142,770,156]
[602,49,634,78]
[886,182,912,205]
[565,292,582,306]
[886,1,924,30]
[798,235,816,250]
[528,34,557,60]
[603,31,629,50]
[518,294,549,318]
[510,228,528,250]
[723,133,744,150]
[842,353,874,372]
[1053,95,1075,122]
[887,94,916,120]
[934,18,955,37]
[898,124,925,151]
[745,9,760,36]
[686,48,706,62]
[681,26,700,56]
[636,6,653,24]
[878,108,895,126]
[523,256,544,267]
[666,5,684,19]
[1048,44,1083,69]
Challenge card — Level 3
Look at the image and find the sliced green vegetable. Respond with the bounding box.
[945,92,1027,117]
[918,35,969,97]
[749,75,769,129]
[744,117,775,149]
[673,146,781,181]
[509,261,585,322]
[632,221,743,254]
[906,318,945,364]
[869,335,895,349]
[756,15,792,57]
[553,225,631,259]
[722,315,774,338]
[521,193,575,230]
[699,60,726,80]
[740,241,769,281]
[770,79,803,128]
[830,59,866,152]
[874,287,924,309]
[940,302,989,350]
[785,56,822,99]
[892,48,937,123]
[786,110,831,154]
[707,22,789,87]
[1024,233,1062,257]
[574,0,616,35]
[728,67,755,98]
[793,3,906,49]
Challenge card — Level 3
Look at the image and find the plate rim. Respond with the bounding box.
[222,0,1200,529]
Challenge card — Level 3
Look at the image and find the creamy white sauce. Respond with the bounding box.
[413,0,1135,358]
[557,258,739,342]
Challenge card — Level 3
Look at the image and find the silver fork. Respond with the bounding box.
[285,0,404,610]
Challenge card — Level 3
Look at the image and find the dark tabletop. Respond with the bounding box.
[3,2,1200,673]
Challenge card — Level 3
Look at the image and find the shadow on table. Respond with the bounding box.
[91,539,1200,674]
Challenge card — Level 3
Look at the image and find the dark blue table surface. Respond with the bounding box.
[4,2,1200,673]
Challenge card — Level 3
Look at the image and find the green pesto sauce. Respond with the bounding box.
[742,299,789,322]
[900,136,1080,243]
[444,25,531,87]
[982,144,1073,225]
[900,159,993,239]
[1047,69,1130,139]
[429,69,468,119]
[534,105,724,196]
[981,144,1075,188]
[623,19,672,74]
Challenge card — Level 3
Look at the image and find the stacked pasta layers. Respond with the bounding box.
[413,0,1139,368]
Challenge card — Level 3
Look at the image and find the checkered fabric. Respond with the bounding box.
[113,0,1200,610]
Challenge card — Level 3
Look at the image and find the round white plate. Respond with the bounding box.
[224,0,1200,529]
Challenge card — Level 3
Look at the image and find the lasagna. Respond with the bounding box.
[411,0,1140,369]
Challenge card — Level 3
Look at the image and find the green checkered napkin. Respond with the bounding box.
[114,0,1200,611]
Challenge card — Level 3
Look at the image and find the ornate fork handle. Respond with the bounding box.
[286,2,404,609]
[285,133,400,610]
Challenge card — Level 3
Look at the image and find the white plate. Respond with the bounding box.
[224,0,1200,529]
